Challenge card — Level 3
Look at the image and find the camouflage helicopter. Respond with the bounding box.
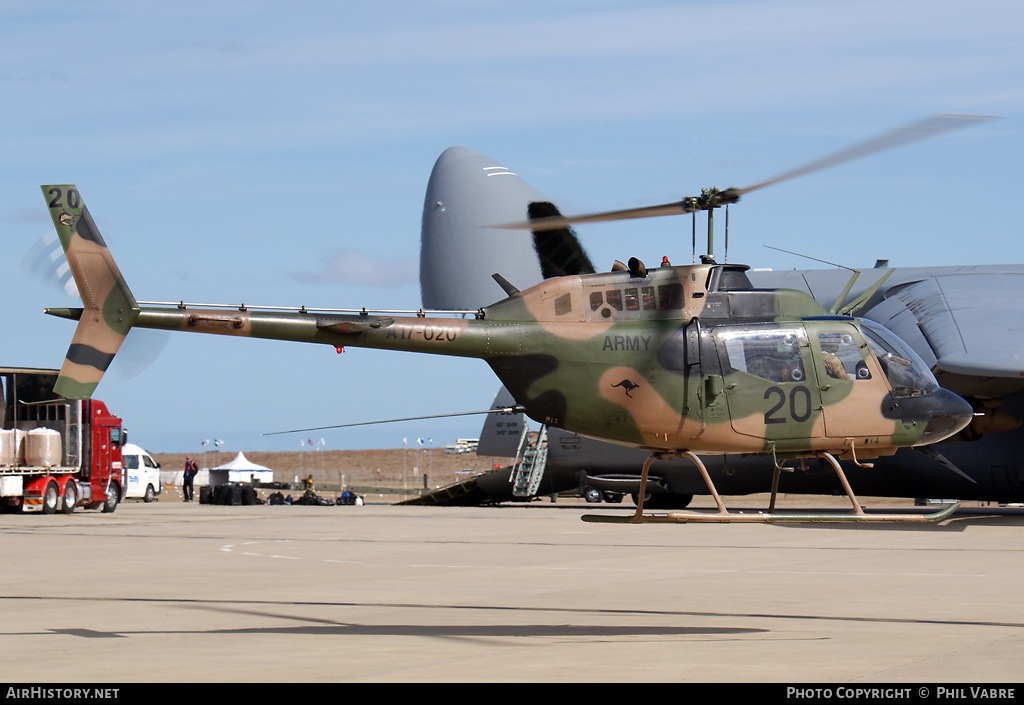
[41,149,974,524]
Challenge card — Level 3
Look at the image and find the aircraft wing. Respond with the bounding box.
[862,272,1024,397]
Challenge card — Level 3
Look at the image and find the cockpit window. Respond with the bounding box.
[817,331,870,380]
[859,319,939,397]
[719,328,806,383]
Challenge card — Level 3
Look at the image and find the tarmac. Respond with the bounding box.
[2,495,1024,684]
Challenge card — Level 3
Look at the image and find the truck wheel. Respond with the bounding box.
[61,481,77,515]
[42,481,59,515]
[144,485,155,503]
[102,483,120,513]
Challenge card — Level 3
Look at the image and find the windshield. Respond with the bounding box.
[859,319,940,397]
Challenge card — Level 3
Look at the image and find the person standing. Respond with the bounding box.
[183,455,198,502]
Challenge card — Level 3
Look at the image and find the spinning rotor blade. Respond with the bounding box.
[503,114,994,232]
[497,196,722,231]
[737,113,994,197]
[263,405,525,436]
[22,230,169,380]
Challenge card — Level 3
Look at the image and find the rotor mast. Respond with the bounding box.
[692,187,738,262]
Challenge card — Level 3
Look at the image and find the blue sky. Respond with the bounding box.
[2,1,1022,454]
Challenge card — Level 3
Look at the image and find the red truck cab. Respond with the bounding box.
[0,368,125,514]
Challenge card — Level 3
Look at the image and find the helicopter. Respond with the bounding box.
[417,117,1018,512]
[40,138,975,523]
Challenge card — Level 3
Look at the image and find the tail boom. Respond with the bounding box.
[40,185,505,397]
[128,306,489,358]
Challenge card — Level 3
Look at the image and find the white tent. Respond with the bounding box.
[209,452,274,486]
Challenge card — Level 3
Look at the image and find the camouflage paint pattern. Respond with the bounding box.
[41,186,972,459]
[41,186,138,399]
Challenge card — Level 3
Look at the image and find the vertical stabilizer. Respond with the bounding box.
[475,387,527,457]
[41,185,138,398]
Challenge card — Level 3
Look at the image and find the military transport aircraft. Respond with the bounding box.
[39,125,980,524]
[418,121,1024,510]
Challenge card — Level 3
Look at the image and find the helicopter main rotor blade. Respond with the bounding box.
[736,113,995,197]
[495,199,704,232]
[499,114,994,232]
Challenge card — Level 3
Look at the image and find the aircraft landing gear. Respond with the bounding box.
[582,449,959,524]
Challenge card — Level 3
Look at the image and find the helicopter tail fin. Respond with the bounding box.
[40,185,139,399]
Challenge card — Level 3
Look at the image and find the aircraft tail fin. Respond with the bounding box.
[475,387,527,457]
[40,186,139,399]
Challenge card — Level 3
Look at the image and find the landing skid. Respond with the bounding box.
[582,502,959,524]
[581,451,959,525]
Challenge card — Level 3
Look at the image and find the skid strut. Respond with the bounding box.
[582,450,958,524]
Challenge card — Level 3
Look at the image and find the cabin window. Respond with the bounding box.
[624,288,639,311]
[717,268,753,291]
[707,267,754,292]
[554,293,572,316]
[658,283,683,310]
[641,286,656,310]
[591,284,682,316]
[720,329,806,384]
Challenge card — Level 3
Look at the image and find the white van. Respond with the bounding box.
[122,443,161,502]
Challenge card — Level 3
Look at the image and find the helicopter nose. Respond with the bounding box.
[914,388,975,446]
